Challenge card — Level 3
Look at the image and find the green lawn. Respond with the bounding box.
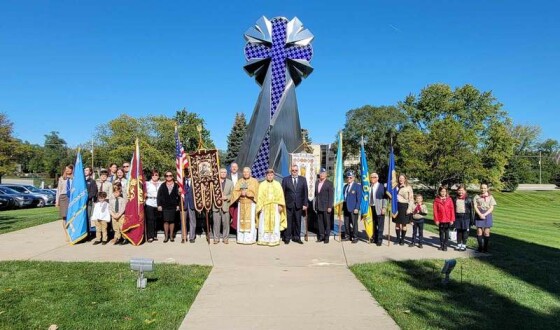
[0,207,59,234]
[0,261,211,330]
[352,190,560,330]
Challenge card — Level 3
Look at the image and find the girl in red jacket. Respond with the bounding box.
[433,186,455,251]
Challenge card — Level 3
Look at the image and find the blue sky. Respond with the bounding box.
[1,0,559,150]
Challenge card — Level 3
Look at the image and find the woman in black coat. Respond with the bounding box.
[157,171,180,242]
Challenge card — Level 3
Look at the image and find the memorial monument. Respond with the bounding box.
[235,16,314,180]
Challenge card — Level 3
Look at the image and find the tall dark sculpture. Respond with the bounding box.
[236,16,314,180]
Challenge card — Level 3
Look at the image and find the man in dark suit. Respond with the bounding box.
[281,165,308,244]
[184,169,197,243]
[343,170,362,243]
[314,168,333,243]
[369,172,387,246]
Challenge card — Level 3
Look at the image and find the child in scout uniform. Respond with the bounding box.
[92,192,111,245]
[473,183,497,253]
[110,183,127,245]
[410,194,428,248]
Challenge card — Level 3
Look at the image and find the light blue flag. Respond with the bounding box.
[333,132,344,234]
[360,139,373,239]
[66,151,89,244]
[386,147,399,217]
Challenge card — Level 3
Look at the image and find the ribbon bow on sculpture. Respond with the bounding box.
[236,16,314,180]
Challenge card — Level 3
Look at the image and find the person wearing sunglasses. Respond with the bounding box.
[157,171,180,242]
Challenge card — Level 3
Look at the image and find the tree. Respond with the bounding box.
[225,113,247,165]
[174,108,215,152]
[94,111,214,174]
[341,105,407,182]
[397,84,514,189]
[43,131,71,179]
[501,124,542,187]
[14,140,45,174]
[0,113,17,183]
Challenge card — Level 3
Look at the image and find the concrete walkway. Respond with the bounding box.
[0,221,476,330]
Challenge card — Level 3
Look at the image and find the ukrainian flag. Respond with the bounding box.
[386,147,399,218]
[65,150,89,244]
[359,139,373,240]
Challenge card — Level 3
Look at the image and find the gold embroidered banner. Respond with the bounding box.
[290,153,316,201]
[188,149,223,212]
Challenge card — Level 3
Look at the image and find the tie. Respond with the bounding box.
[115,197,119,213]
[345,184,350,198]
[221,180,225,190]
[293,177,297,188]
[100,182,104,193]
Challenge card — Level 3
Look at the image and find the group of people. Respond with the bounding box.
[55,162,131,245]
[55,160,497,252]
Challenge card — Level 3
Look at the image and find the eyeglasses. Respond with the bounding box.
[123,165,129,168]
[165,175,173,177]
[291,170,298,172]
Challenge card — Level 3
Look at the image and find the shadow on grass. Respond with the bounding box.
[364,260,559,329]
[422,217,560,298]
[476,231,560,298]
[0,215,16,231]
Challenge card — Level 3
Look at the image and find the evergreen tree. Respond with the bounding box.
[225,113,247,165]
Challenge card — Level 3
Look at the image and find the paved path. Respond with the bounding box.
[0,221,477,330]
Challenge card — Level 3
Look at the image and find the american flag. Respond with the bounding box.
[175,125,189,196]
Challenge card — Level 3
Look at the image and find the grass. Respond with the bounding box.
[0,261,211,330]
[0,207,59,234]
[351,190,560,330]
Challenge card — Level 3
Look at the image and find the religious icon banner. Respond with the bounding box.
[189,149,223,212]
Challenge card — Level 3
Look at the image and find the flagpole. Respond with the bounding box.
[387,135,393,247]
[177,125,187,244]
[91,138,94,177]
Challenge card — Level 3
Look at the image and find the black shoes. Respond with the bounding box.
[189,239,195,243]
[93,241,101,245]
[164,237,169,243]
[324,238,329,244]
[351,239,358,244]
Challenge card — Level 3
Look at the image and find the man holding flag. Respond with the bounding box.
[65,151,89,244]
[369,172,387,246]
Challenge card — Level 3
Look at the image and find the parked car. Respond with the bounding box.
[0,186,39,208]
[0,184,53,207]
[0,194,15,210]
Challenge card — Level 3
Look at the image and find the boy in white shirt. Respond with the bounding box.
[92,192,111,245]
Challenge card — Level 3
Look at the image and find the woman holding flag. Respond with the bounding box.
[394,174,414,245]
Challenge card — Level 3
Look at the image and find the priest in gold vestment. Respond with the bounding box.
[231,167,259,244]
[256,169,287,246]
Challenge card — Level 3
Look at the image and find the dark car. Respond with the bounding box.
[1,184,56,207]
[0,186,40,208]
[0,194,15,210]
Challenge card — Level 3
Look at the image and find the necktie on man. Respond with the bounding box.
[115,197,119,213]
[293,177,297,188]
